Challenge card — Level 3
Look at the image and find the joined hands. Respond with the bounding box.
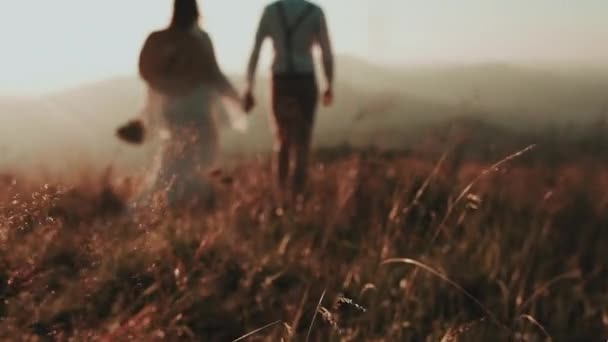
[322,88,333,106]
[242,90,255,113]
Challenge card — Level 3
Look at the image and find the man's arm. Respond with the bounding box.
[246,7,270,91]
[317,10,334,90]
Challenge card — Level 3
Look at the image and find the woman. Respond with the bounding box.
[129,0,244,208]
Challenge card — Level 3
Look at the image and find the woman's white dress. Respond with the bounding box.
[133,27,245,207]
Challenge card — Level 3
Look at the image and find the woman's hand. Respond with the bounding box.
[226,85,241,104]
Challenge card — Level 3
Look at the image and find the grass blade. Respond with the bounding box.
[518,314,553,341]
[232,320,283,342]
[305,289,327,342]
[382,258,507,330]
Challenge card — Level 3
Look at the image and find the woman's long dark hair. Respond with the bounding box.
[170,0,200,30]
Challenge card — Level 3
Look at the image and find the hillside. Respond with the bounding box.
[342,57,608,122]
[1,56,607,174]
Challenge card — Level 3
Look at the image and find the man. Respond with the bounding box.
[244,0,334,198]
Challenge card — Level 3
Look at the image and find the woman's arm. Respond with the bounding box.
[215,72,241,104]
[199,31,240,104]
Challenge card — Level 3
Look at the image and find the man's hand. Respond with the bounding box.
[243,90,255,113]
[322,88,333,106]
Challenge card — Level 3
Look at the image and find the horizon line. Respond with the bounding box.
[2,56,608,98]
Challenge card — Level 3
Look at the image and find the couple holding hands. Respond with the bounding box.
[124,0,334,208]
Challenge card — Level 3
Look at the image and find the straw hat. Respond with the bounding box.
[138,28,215,96]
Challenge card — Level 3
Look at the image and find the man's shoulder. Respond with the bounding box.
[263,1,284,15]
[264,2,279,12]
[265,1,322,12]
[302,1,324,17]
[305,1,322,11]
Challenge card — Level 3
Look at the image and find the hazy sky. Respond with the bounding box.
[1,0,607,93]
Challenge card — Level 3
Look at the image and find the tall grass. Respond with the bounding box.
[1,130,607,341]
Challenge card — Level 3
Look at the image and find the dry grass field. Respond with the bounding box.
[1,120,607,341]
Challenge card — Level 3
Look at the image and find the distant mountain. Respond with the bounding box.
[0,77,146,172]
[1,56,607,173]
[338,56,608,121]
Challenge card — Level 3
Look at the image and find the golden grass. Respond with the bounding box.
[1,134,607,340]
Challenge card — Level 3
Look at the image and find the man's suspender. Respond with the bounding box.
[276,1,315,74]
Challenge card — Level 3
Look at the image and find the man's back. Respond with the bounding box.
[244,0,335,197]
[247,0,333,80]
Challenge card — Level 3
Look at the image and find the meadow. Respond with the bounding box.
[1,118,607,341]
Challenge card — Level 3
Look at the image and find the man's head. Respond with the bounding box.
[170,0,200,30]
